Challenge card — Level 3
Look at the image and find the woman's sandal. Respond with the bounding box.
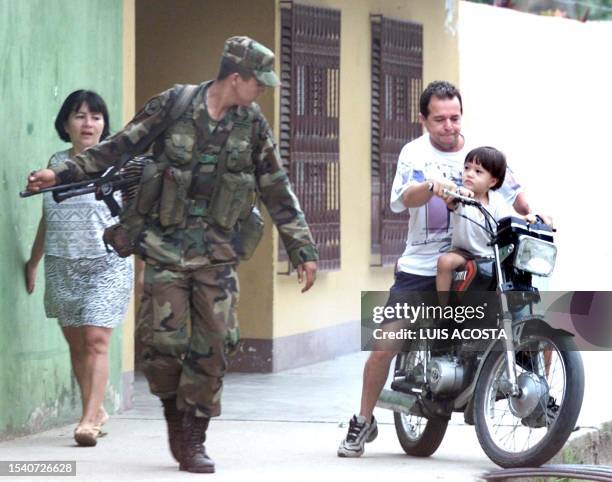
[74,424,102,447]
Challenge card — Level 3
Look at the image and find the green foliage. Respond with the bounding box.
[592,0,612,19]
[463,0,612,20]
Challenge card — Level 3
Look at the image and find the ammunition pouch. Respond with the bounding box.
[103,223,135,258]
[103,156,156,258]
[99,84,200,259]
[135,161,164,216]
[232,205,264,261]
[208,171,256,230]
[206,169,264,260]
[159,166,192,227]
[102,203,146,258]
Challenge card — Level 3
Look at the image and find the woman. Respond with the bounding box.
[25,90,133,447]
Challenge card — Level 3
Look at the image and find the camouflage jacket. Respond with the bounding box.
[49,83,318,269]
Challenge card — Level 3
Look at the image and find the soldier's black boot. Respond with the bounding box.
[179,412,215,473]
[161,397,184,463]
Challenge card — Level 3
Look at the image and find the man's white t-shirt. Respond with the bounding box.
[451,190,514,257]
[390,134,521,276]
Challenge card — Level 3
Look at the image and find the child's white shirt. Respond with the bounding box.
[451,190,515,257]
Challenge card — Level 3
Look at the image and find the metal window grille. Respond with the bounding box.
[279,1,341,272]
[370,15,423,267]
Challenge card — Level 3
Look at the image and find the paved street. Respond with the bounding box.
[1,351,610,481]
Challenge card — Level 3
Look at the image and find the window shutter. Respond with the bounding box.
[370,15,423,267]
[279,1,341,272]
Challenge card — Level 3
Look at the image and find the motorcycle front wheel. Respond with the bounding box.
[393,351,449,457]
[473,331,584,468]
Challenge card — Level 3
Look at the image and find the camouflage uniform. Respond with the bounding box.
[50,37,318,418]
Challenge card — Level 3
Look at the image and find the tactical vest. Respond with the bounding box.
[108,84,264,260]
[138,83,258,231]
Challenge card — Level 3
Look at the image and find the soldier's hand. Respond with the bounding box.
[26,169,57,192]
[297,261,317,293]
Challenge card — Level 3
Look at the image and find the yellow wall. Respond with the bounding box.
[272,0,460,337]
[135,0,277,339]
[458,1,612,291]
[134,0,461,344]
[122,0,136,375]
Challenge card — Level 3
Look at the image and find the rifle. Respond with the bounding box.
[20,156,153,217]
[21,84,199,217]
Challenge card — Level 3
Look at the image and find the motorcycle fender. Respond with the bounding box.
[519,318,575,339]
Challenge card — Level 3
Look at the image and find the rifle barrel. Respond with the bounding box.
[20,174,140,199]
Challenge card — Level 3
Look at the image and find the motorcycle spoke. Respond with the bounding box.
[395,348,431,443]
[482,337,568,454]
[400,413,427,441]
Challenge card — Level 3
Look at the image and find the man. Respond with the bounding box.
[337,80,528,458]
[27,36,318,473]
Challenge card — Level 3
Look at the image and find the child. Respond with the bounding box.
[436,146,535,303]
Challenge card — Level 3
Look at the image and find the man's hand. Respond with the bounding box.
[523,213,554,228]
[431,179,457,199]
[524,213,538,224]
[536,213,554,228]
[26,169,57,192]
[297,261,317,293]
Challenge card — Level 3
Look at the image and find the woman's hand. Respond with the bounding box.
[25,259,38,294]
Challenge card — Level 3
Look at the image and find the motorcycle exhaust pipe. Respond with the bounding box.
[376,389,417,415]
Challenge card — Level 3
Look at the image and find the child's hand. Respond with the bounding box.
[444,186,462,210]
[457,187,474,198]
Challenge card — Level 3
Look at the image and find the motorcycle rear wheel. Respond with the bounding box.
[393,352,449,457]
[473,332,584,468]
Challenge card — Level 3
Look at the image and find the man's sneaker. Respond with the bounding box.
[337,415,378,457]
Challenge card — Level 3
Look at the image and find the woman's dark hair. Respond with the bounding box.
[465,146,506,190]
[54,90,110,142]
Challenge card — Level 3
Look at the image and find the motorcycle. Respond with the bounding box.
[377,189,584,468]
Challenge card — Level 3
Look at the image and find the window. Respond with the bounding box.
[370,15,423,266]
[279,2,341,272]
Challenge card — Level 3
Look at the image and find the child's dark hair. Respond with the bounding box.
[464,146,506,190]
[54,90,110,143]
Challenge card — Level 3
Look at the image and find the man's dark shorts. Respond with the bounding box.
[370,271,437,352]
[383,271,437,324]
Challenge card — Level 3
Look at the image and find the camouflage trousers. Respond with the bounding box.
[136,262,240,417]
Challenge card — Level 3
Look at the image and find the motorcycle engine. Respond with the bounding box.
[427,356,465,395]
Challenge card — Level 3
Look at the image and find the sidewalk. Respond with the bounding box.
[1,351,610,481]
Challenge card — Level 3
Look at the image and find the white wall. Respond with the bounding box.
[458,1,612,290]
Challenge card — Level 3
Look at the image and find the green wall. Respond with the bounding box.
[0,0,124,439]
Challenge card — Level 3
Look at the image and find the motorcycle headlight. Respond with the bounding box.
[514,236,557,276]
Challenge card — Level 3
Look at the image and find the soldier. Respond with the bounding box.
[26,36,318,474]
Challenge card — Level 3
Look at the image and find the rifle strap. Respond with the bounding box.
[108,83,200,176]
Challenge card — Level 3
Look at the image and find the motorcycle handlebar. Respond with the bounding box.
[442,188,480,206]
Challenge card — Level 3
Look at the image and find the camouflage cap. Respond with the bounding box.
[223,36,280,88]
